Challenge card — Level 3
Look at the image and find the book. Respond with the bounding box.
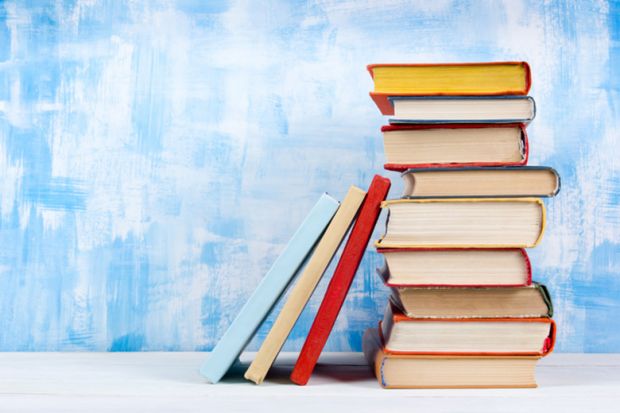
[401,166,561,198]
[244,186,366,384]
[290,175,391,385]
[200,193,339,383]
[382,124,528,171]
[376,198,545,249]
[368,62,531,113]
[378,248,532,287]
[380,301,555,356]
[363,328,541,389]
[387,96,535,124]
[389,284,553,319]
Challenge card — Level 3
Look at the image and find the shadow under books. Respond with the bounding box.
[219,359,374,385]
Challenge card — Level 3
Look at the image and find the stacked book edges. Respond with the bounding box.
[365,61,559,389]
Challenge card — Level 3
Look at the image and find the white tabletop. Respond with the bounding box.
[0,352,618,412]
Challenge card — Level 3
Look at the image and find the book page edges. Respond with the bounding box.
[376,198,546,249]
[366,62,531,95]
[365,327,540,389]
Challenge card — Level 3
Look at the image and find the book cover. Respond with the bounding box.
[244,186,366,384]
[367,62,531,96]
[290,175,391,385]
[200,193,340,383]
[368,62,531,116]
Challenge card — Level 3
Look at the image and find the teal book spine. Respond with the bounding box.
[200,193,340,383]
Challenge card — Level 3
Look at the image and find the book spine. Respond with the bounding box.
[199,194,339,384]
[243,186,366,384]
[522,249,533,286]
[290,175,391,385]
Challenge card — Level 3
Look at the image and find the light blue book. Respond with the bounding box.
[200,193,340,383]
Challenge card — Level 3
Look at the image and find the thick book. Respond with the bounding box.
[380,302,556,356]
[378,248,532,287]
[376,198,546,249]
[382,124,528,171]
[290,175,391,385]
[363,328,541,389]
[386,96,535,124]
[244,186,366,384]
[200,194,339,383]
[401,166,561,198]
[368,62,531,115]
[389,283,553,319]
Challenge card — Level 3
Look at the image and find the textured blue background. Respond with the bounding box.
[0,0,618,352]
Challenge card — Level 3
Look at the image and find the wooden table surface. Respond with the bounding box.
[0,352,618,412]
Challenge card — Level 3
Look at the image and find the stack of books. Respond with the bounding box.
[363,62,560,388]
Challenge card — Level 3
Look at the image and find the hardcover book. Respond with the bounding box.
[387,96,535,124]
[290,175,391,385]
[401,166,561,198]
[380,301,556,356]
[378,248,532,287]
[200,193,339,383]
[363,328,541,389]
[368,62,531,115]
[381,123,528,171]
[376,198,546,249]
[389,283,553,319]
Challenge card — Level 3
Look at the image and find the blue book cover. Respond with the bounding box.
[200,193,340,383]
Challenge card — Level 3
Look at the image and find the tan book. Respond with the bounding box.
[244,186,366,384]
[363,328,541,389]
[382,124,528,172]
[390,284,553,319]
[376,198,546,249]
[401,167,560,198]
[380,301,555,355]
[378,248,532,286]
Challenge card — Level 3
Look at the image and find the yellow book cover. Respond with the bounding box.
[368,62,531,115]
[368,61,531,95]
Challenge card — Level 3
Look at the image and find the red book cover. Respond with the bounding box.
[381,123,529,172]
[290,175,391,385]
[377,247,532,287]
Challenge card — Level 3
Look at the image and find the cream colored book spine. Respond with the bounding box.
[244,186,366,384]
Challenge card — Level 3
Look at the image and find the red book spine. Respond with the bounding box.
[290,175,391,385]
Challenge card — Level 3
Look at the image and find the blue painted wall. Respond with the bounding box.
[0,0,618,352]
